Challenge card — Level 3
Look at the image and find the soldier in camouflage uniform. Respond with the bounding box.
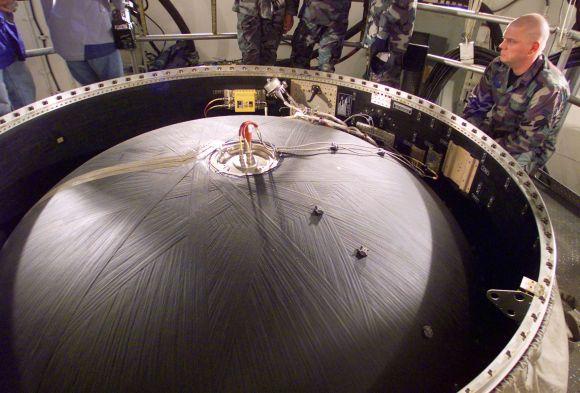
[463,14,569,174]
[364,0,417,88]
[290,0,352,72]
[234,0,299,65]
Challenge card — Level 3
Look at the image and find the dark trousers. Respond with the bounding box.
[290,19,347,72]
[236,12,284,65]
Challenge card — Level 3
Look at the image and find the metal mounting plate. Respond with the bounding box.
[487,289,533,321]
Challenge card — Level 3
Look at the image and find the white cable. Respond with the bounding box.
[345,113,374,127]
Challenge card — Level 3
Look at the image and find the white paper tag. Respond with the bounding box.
[459,41,475,65]
[371,93,392,109]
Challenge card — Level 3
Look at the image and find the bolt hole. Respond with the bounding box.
[514,293,525,301]
[507,309,515,317]
[490,292,499,300]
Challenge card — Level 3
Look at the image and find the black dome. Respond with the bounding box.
[0,116,474,392]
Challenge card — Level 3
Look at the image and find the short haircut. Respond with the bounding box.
[509,13,550,52]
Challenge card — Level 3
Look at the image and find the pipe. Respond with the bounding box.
[418,3,514,25]
[426,53,485,73]
[211,0,218,35]
[137,33,238,41]
[418,1,580,40]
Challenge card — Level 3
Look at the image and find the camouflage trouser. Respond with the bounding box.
[236,12,284,65]
[290,19,348,72]
[368,51,403,89]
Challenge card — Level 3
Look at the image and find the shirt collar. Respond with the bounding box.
[509,55,546,89]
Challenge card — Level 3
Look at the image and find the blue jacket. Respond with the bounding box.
[0,12,25,69]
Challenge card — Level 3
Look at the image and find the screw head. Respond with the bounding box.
[422,325,434,339]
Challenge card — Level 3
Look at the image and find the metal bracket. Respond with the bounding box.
[486,289,533,322]
[487,277,545,321]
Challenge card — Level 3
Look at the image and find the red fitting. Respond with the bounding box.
[239,121,258,143]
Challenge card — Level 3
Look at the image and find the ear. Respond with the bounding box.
[529,41,540,55]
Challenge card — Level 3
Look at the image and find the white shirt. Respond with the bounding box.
[41,0,124,61]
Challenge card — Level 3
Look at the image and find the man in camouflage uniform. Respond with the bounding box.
[364,0,417,88]
[290,0,352,72]
[463,14,569,174]
[234,0,299,65]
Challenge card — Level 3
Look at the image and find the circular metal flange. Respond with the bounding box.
[210,140,280,176]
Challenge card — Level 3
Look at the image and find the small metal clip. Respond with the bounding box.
[312,206,324,216]
[356,246,368,259]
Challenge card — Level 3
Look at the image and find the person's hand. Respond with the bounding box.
[0,0,17,13]
[283,14,294,33]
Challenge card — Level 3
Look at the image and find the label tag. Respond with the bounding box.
[393,101,412,115]
[337,93,354,117]
[459,41,475,65]
[370,93,392,109]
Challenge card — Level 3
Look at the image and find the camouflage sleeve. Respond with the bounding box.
[500,86,569,173]
[285,0,299,16]
[384,0,416,54]
[462,63,494,129]
[363,0,416,54]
